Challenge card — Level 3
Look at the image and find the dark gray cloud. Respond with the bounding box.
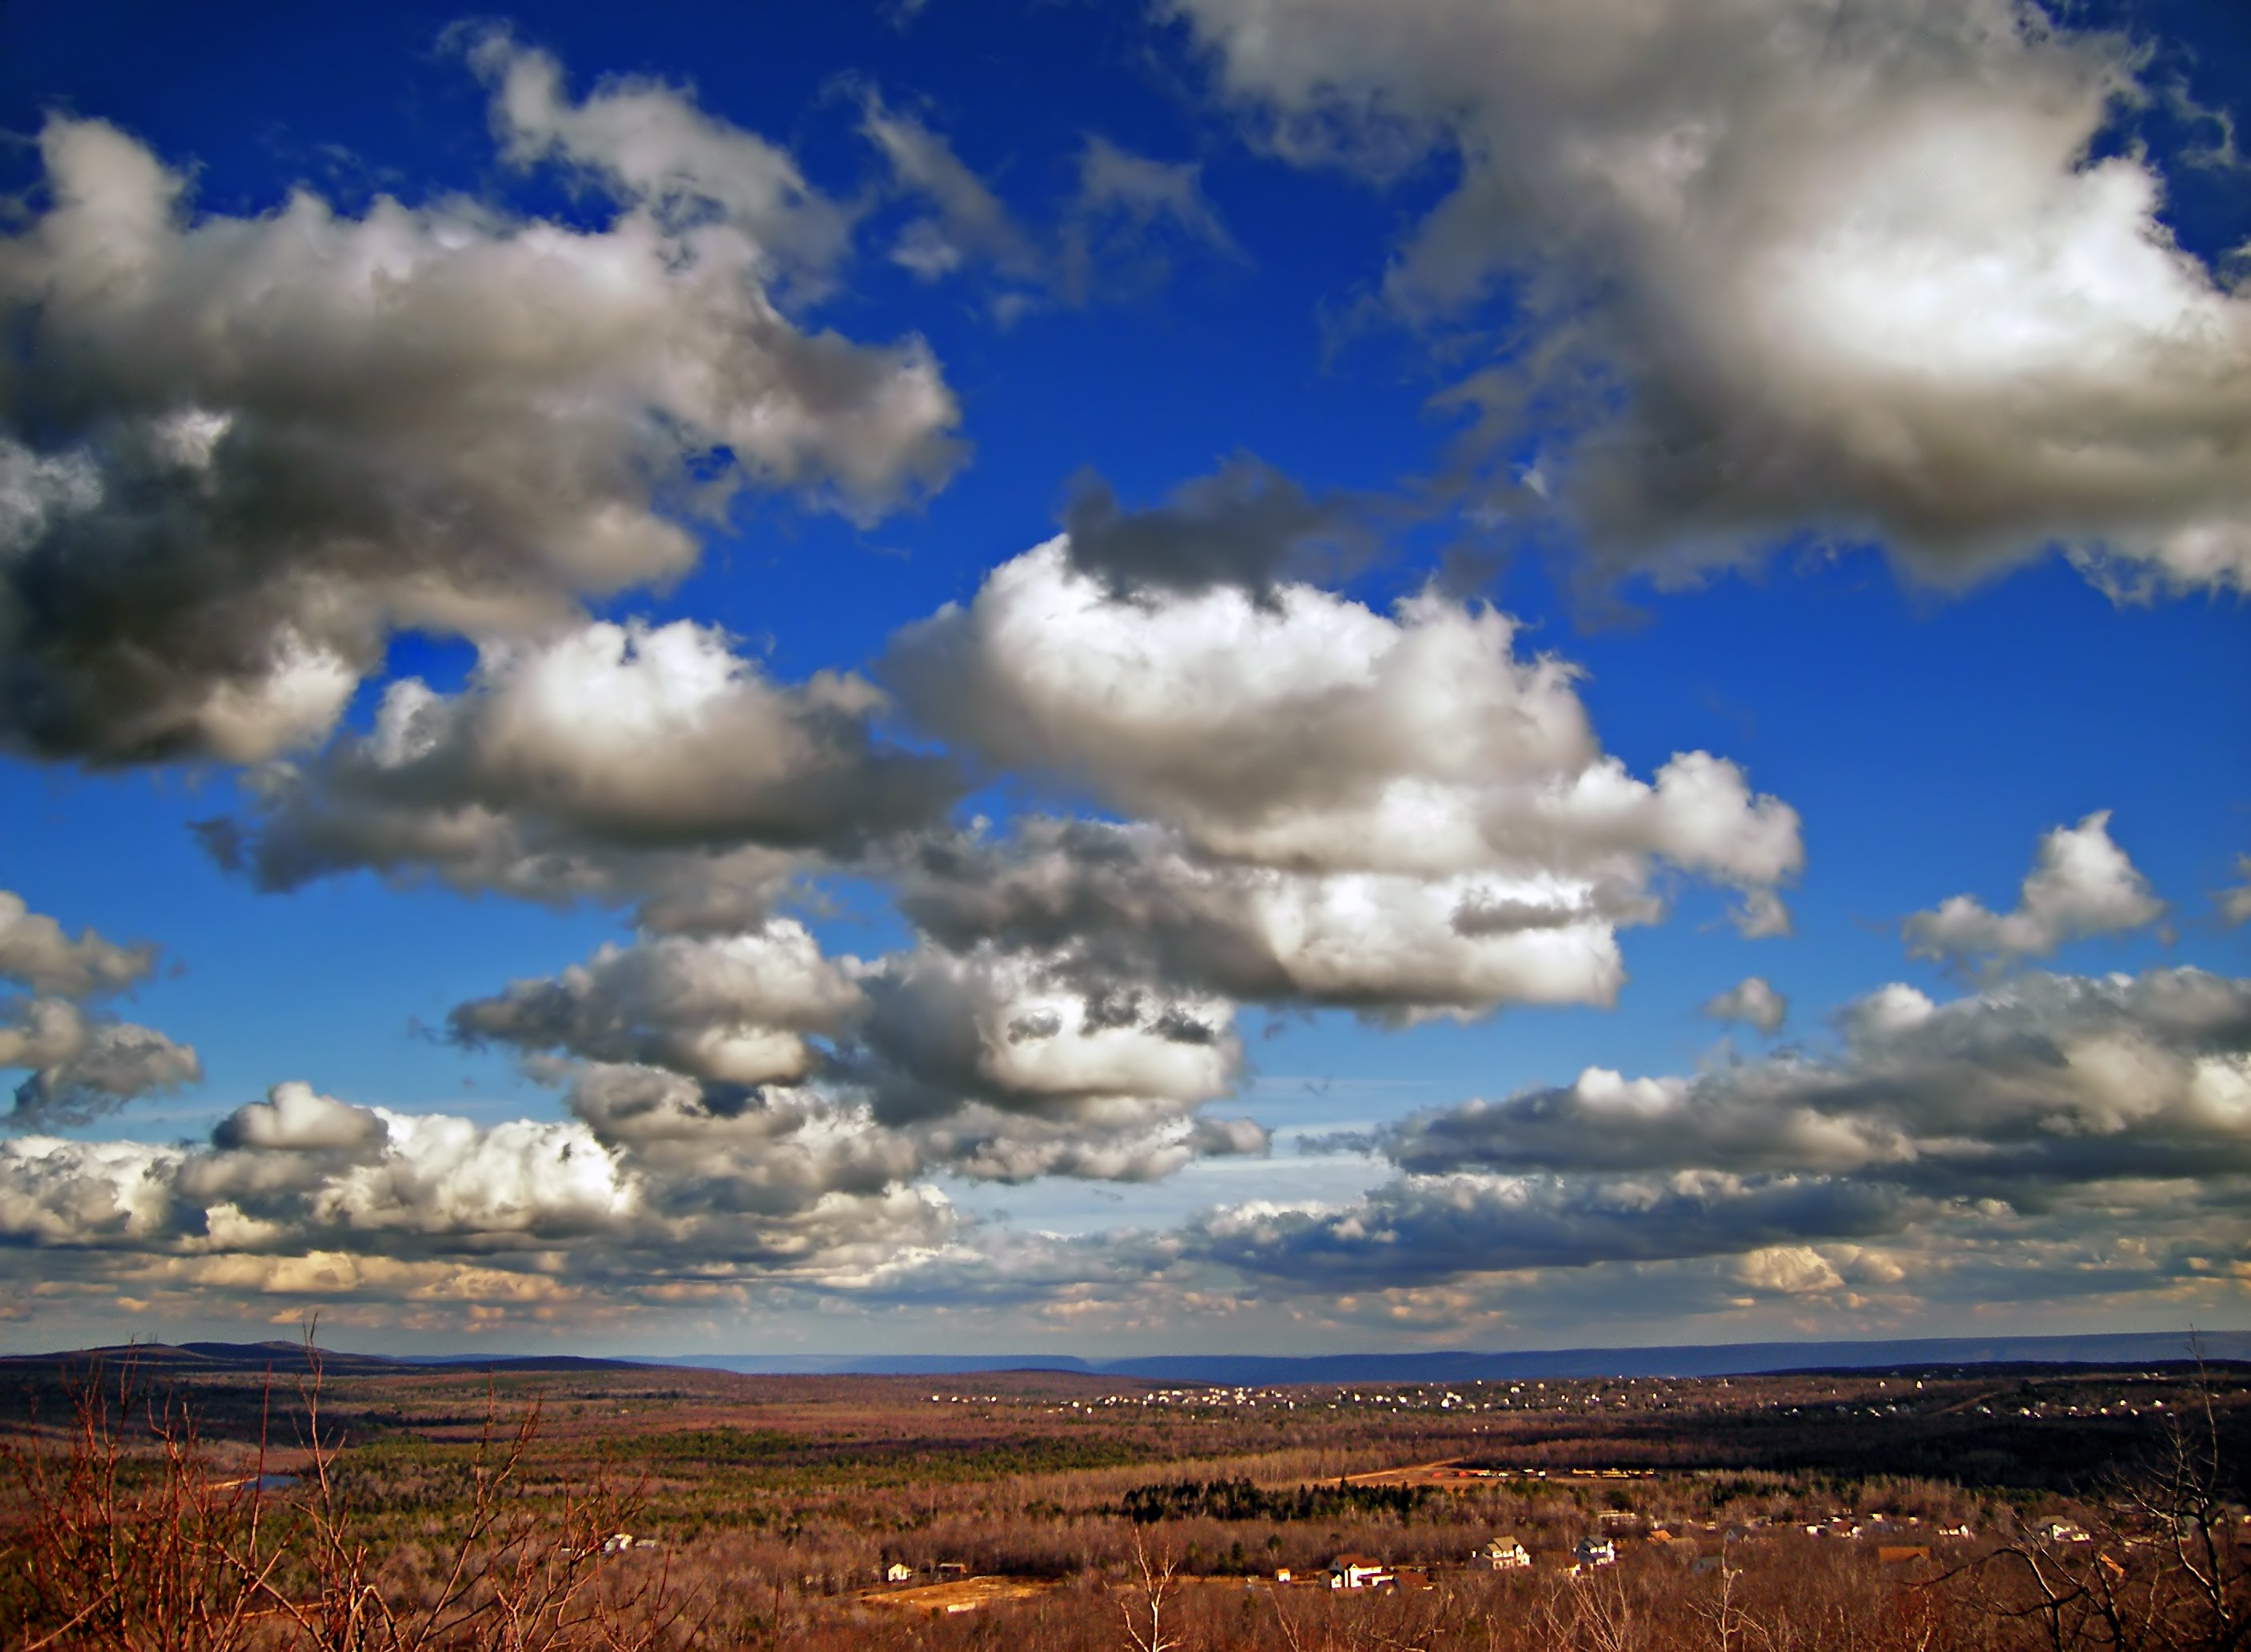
[1182,1170,1906,1289]
[1060,455,1380,599]
[3,964,2245,1327]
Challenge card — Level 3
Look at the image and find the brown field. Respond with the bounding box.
[0,1345,2242,1650]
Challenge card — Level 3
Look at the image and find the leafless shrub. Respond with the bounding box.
[2,1333,699,1652]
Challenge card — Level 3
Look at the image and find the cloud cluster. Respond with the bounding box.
[3,961,2243,1329]
[0,1077,957,1303]
[450,920,863,1086]
[0,43,959,766]
[1903,810,2164,972]
[884,540,1799,1018]
[0,890,197,1129]
[1223,965,2251,1292]
[1379,968,2251,1190]
[449,920,1256,1189]
[1172,0,2251,595]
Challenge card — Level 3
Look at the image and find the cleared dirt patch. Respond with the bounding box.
[860,1575,1054,1614]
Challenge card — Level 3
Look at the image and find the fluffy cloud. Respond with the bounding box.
[0,890,156,997]
[449,921,865,1086]
[0,888,197,1129]
[0,49,959,766]
[6,964,2245,1324]
[0,1136,186,1245]
[1171,0,2251,595]
[0,1077,959,1302]
[1731,1244,1845,1296]
[210,1081,387,1152]
[897,817,1639,1019]
[1702,975,1787,1035]
[1904,810,2164,971]
[851,945,1241,1126]
[1180,963,2251,1293]
[559,1063,922,1216]
[466,30,854,282]
[884,542,1798,1017]
[448,917,1251,1188]
[202,619,961,916]
[2,997,202,1129]
[890,542,1798,886]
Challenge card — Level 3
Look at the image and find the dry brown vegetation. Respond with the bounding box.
[1,1342,2243,1651]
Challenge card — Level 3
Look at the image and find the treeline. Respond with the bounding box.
[1121,1475,1434,1524]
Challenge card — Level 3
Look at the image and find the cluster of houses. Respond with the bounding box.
[1313,1533,1614,1590]
[882,1560,971,1584]
[889,1507,2011,1599]
[1305,1509,2002,1590]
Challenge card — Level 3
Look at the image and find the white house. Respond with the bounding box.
[885,1562,914,1584]
[1575,1537,1617,1569]
[1483,1537,1532,1570]
[1329,1554,1393,1590]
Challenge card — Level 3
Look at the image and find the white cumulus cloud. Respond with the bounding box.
[1904,810,2164,971]
[0,47,960,766]
[1169,0,2251,596]
[1703,976,1788,1035]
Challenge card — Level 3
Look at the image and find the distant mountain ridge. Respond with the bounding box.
[5,1329,2239,1381]
[634,1329,2249,1381]
[0,1340,642,1375]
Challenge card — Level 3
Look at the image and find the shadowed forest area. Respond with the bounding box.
[1,1341,2244,1650]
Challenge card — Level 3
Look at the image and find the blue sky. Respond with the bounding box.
[0,0,2245,1355]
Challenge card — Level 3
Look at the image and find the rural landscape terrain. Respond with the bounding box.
[1,0,2246,1648]
[2,1339,2243,1650]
